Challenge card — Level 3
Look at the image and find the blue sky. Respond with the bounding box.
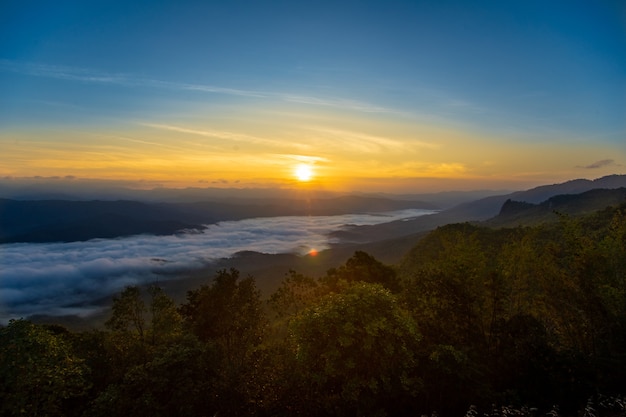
[1,0,624,191]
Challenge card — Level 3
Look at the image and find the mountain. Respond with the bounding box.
[0,199,206,243]
[485,187,626,227]
[500,174,625,203]
[154,184,626,303]
[0,177,518,208]
[6,213,205,243]
[357,189,514,209]
[0,196,435,244]
[0,180,366,203]
[2,174,624,244]
[175,196,437,223]
[329,174,626,243]
[438,174,626,222]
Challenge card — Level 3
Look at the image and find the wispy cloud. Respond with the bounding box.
[303,126,439,154]
[388,161,468,177]
[140,122,293,149]
[281,94,392,114]
[0,209,434,321]
[579,159,619,169]
[172,81,269,98]
[0,60,132,84]
[0,59,398,115]
[112,134,197,153]
[274,154,331,164]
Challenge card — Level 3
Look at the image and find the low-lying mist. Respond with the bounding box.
[0,209,434,322]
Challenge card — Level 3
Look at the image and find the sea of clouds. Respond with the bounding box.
[0,209,433,321]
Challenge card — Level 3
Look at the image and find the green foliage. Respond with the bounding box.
[596,208,626,318]
[401,224,496,350]
[490,314,560,408]
[3,203,625,417]
[104,286,148,368]
[179,268,266,415]
[180,268,265,366]
[87,336,219,417]
[0,319,89,417]
[289,283,422,416]
[106,286,145,334]
[147,285,183,345]
[268,269,320,319]
[104,285,183,375]
[323,250,401,292]
[400,203,626,413]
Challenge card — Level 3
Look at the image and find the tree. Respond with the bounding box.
[323,251,401,292]
[106,285,146,340]
[104,285,183,375]
[147,285,183,346]
[289,283,422,416]
[179,268,266,415]
[87,336,220,417]
[180,269,264,364]
[400,225,492,348]
[491,314,560,409]
[0,319,90,417]
[268,269,320,319]
[105,285,149,372]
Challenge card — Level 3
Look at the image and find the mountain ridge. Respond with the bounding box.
[1,174,625,244]
[485,187,626,227]
[0,195,436,244]
[328,174,626,243]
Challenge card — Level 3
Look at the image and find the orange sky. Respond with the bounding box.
[1,2,624,193]
[2,103,623,193]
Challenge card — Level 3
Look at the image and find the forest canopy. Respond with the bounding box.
[1,203,625,417]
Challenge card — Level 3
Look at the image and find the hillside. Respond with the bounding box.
[0,195,435,243]
[11,196,626,417]
[485,187,626,227]
[167,186,626,301]
[0,199,206,243]
[331,174,626,242]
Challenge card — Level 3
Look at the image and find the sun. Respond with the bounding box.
[294,164,313,182]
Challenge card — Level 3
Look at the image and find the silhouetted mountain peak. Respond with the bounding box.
[487,187,626,227]
[510,174,626,204]
[498,199,535,216]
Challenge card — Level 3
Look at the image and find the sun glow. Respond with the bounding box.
[295,164,313,182]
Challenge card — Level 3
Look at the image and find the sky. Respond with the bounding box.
[1,0,625,193]
[0,208,433,320]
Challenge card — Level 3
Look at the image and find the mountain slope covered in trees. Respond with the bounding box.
[333,175,626,243]
[2,195,625,417]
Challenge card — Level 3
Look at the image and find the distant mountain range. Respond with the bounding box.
[0,200,202,243]
[0,179,507,208]
[154,177,626,304]
[0,196,436,243]
[486,187,626,227]
[329,174,626,243]
[11,174,626,329]
[1,174,625,244]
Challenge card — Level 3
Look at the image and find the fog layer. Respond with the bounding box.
[0,209,433,320]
